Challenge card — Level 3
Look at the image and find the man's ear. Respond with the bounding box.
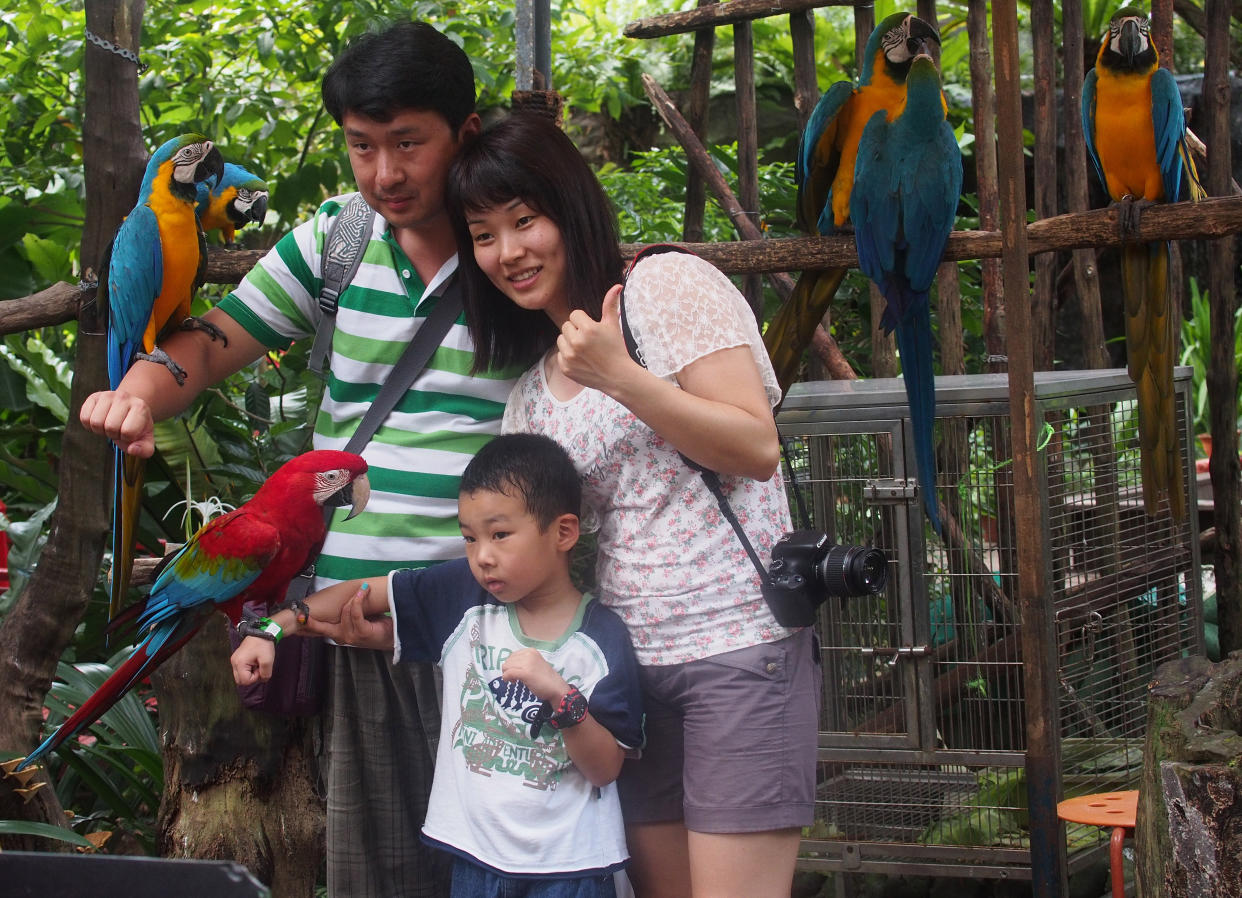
[457,112,482,144]
[555,513,580,552]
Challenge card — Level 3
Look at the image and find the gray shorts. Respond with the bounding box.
[618,627,821,833]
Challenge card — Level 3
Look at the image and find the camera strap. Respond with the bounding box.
[619,245,774,590]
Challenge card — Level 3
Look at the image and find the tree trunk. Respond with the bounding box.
[0,0,144,840]
[152,617,323,898]
[1136,654,1242,897]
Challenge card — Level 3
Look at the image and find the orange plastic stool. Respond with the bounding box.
[1057,790,1138,898]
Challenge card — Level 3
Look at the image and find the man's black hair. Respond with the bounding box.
[322,21,476,130]
[460,434,581,530]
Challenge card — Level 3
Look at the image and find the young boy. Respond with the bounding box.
[232,434,644,896]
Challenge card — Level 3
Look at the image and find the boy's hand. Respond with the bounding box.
[231,635,277,686]
[501,647,568,702]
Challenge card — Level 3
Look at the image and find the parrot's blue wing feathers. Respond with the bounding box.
[797,80,856,236]
[1081,69,1107,193]
[106,205,162,389]
[1149,67,1186,202]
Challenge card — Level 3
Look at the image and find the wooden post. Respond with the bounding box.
[733,20,764,318]
[1030,0,1057,371]
[1204,0,1240,657]
[681,1,717,243]
[968,0,1005,375]
[993,1,1067,895]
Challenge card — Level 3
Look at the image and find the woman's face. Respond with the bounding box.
[465,198,571,327]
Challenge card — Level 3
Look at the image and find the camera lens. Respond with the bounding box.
[817,546,888,597]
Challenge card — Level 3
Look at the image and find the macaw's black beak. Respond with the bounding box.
[327,472,371,521]
[198,146,225,186]
[1119,20,1143,63]
[250,193,269,224]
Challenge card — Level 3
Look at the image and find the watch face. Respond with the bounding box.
[550,687,588,729]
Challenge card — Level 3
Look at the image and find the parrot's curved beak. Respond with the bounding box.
[343,472,371,521]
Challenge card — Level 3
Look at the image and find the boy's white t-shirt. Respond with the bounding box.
[388,559,644,877]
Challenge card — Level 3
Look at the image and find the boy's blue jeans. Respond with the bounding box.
[450,858,619,898]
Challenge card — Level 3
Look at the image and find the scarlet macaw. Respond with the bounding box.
[768,13,942,394]
[18,450,370,771]
[1082,7,1203,520]
[196,162,269,245]
[104,133,224,618]
[850,44,962,532]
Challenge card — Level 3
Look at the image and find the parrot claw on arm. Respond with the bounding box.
[850,39,962,534]
[1082,7,1201,520]
[18,450,370,772]
[134,346,188,386]
[177,314,230,346]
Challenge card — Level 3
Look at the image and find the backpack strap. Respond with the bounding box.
[617,244,773,589]
[309,194,375,375]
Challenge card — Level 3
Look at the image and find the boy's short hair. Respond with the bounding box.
[322,20,476,130]
[460,434,581,529]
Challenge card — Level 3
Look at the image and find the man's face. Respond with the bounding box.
[342,108,473,233]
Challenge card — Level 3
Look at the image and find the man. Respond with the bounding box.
[80,21,513,897]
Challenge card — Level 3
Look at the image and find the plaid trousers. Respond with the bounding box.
[324,646,452,897]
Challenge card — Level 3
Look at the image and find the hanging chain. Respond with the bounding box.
[84,29,148,74]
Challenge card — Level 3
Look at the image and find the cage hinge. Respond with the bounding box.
[863,478,919,503]
[858,645,932,659]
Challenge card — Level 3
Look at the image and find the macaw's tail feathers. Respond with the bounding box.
[16,617,203,771]
[891,294,942,533]
[765,267,849,396]
[1178,138,1207,202]
[1122,241,1185,520]
[109,448,146,621]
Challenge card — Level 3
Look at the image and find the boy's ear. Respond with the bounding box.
[554,513,580,551]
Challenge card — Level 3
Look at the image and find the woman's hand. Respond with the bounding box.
[555,285,642,392]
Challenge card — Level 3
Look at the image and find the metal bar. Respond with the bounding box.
[514,0,551,91]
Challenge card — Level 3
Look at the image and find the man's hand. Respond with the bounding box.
[300,583,395,651]
[231,635,277,685]
[80,389,157,458]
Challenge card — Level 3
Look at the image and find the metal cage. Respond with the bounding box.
[777,368,1204,881]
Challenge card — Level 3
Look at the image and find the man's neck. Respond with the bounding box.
[389,215,458,285]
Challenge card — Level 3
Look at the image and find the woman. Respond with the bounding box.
[446,114,820,898]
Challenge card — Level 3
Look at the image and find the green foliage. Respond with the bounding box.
[1180,277,1242,440]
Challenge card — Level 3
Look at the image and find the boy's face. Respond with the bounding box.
[343,108,479,235]
[458,487,574,604]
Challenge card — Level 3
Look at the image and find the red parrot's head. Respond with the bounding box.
[262,450,371,520]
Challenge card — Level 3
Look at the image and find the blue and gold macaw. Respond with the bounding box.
[768,13,943,394]
[850,45,962,533]
[1082,7,1203,520]
[196,162,269,245]
[103,133,224,618]
[17,451,370,771]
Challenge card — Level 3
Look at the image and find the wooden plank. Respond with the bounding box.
[681,0,717,243]
[625,0,856,40]
[733,20,764,317]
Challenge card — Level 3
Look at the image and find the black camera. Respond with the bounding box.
[762,530,889,628]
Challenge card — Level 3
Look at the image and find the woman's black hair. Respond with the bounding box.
[446,113,625,373]
[322,21,476,131]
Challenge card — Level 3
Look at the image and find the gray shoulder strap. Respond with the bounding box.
[309,194,375,374]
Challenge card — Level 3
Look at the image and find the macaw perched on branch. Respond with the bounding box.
[18,451,370,771]
[851,46,962,533]
[196,162,269,245]
[768,13,942,395]
[1082,7,1204,520]
[103,133,224,619]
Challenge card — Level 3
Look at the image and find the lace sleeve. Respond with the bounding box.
[623,252,782,407]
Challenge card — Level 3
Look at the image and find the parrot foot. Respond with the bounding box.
[1114,196,1154,240]
[281,594,312,626]
[136,348,188,386]
[179,316,230,347]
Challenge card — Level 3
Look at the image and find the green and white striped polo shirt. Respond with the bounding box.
[217,194,519,583]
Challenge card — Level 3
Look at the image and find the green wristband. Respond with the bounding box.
[256,617,284,643]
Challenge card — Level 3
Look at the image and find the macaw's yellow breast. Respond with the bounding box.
[1093,69,1164,202]
[829,72,909,227]
[145,162,204,344]
[200,189,236,233]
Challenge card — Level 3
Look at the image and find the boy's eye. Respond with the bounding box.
[493,530,510,540]
[462,534,476,544]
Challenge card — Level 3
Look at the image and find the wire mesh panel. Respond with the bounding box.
[778,370,1203,878]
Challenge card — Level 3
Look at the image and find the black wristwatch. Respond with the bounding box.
[548,684,588,730]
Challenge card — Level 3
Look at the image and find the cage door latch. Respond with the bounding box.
[863,478,919,503]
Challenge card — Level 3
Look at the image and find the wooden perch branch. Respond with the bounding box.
[625,0,854,39]
[0,281,95,336]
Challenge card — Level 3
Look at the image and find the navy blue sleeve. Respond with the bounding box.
[390,558,489,665]
[577,601,646,750]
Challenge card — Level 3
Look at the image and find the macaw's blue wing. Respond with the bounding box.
[105,205,163,390]
[1080,68,1107,194]
[797,80,856,236]
[1149,67,1187,202]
